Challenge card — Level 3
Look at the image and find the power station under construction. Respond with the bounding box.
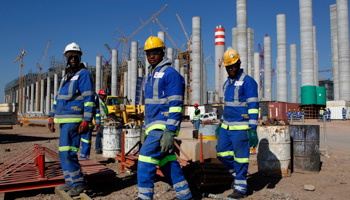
[4,0,350,120]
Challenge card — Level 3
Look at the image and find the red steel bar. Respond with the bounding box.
[38,147,45,179]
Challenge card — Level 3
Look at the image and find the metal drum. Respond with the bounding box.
[123,128,141,153]
[290,125,320,172]
[199,124,219,140]
[103,125,122,158]
[257,126,291,177]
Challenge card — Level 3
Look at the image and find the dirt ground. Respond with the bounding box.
[1,119,350,200]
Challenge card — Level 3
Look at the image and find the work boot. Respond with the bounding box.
[79,154,89,159]
[95,150,102,154]
[228,190,247,199]
[57,184,73,191]
[66,183,87,196]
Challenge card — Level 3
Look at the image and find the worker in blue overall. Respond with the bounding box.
[80,93,100,159]
[326,108,331,122]
[343,108,347,121]
[296,109,301,122]
[137,36,192,200]
[293,109,297,121]
[319,107,324,122]
[216,49,259,199]
[287,109,292,122]
[48,42,94,196]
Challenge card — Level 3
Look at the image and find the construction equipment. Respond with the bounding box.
[14,46,26,114]
[36,40,51,112]
[112,4,167,96]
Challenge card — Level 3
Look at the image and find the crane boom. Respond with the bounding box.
[36,40,51,111]
[153,15,179,51]
[176,14,190,43]
[14,46,26,113]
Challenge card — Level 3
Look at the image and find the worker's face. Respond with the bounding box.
[225,62,240,79]
[99,94,106,101]
[146,48,164,67]
[67,52,81,68]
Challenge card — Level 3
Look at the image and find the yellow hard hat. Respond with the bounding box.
[144,36,165,51]
[222,49,240,66]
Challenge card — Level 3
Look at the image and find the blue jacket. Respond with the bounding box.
[93,94,101,126]
[221,69,259,130]
[144,58,185,135]
[49,67,95,123]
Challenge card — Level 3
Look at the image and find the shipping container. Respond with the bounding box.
[268,102,300,120]
[326,100,350,120]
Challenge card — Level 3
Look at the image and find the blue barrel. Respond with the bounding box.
[290,125,320,172]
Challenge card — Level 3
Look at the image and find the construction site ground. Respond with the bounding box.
[1,119,350,200]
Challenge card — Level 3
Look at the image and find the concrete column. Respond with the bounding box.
[203,65,208,104]
[158,31,165,45]
[54,74,58,100]
[215,25,225,99]
[96,56,102,93]
[313,26,319,86]
[174,58,180,72]
[232,27,238,50]
[40,79,44,112]
[192,16,201,105]
[277,14,287,102]
[124,71,128,99]
[330,4,339,100]
[62,70,65,77]
[35,81,39,111]
[130,41,138,105]
[254,52,261,100]
[30,83,34,112]
[264,36,272,101]
[167,47,174,67]
[290,44,298,103]
[247,28,254,76]
[22,86,26,113]
[145,54,150,77]
[112,49,118,96]
[26,85,29,112]
[127,60,131,98]
[237,0,248,73]
[337,0,350,101]
[16,89,18,104]
[299,0,314,86]
[100,65,104,90]
[46,77,51,115]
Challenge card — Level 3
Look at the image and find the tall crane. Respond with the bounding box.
[112,4,168,96]
[36,40,51,111]
[103,43,112,90]
[14,46,26,114]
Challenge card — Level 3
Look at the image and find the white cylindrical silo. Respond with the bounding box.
[247,28,254,77]
[130,41,138,105]
[192,16,201,105]
[127,60,131,99]
[111,49,118,96]
[313,26,319,86]
[167,47,174,67]
[145,54,150,77]
[203,65,207,104]
[54,73,58,100]
[232,27,238,50]
[46,77,51,115]
[299,0,314,86]
[264,36,272,101]
[180,66,187,104]
[237,0,248,73]
[290,44,298,103]
[124,71,128,99]
[277,14,287,102]
[40,79,44,112]
[35,81,39,112]
[174,58,180,72]
[30,83,34,112]
[158,31,165,45]
[215,25,225,100]
[26,85,29,112]
[96,56,102,94]
[254,52,261,100]
[336,0,350,101]
[330,4,339,100]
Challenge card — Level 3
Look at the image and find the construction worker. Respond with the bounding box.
[137,36,192,200]
[293,109,297,121]
[297,109,301,122]
[80,93,101,159]
[48,42,94,196]
[301,109,305,122]
[216,49,258,199]
[95,89,109,154]
[319,107,324,122]
[327,108,331,122]
[287,109,292,122]
[193,103,200,130]
[342,108,347,121]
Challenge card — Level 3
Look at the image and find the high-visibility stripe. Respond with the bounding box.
[159,155,177,167]
[54,118,83,123]
[53,101,57,105]
[145,124,166,135]
[221,123,249,130]
[84,102,95,107]
[217,151,249,163]
[59,146,79,152]
[89,124,94,128]
[139,187,154,194]
[248,109,259,114]
[169,107,182,113]
[138,155,160,165]
[81,138,91,143]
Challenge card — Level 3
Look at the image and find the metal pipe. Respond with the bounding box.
[277,14,288,102]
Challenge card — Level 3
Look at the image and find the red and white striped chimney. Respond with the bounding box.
[215,25,225,101]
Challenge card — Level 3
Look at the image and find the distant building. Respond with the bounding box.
[319,79,333,101]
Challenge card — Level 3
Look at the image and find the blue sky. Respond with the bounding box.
[0,0,344,103]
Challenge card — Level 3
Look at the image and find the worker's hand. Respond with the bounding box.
[160,129,175,153]
[141,129,147,145]
[215,123,222,139]
[78,120,89,135]
[48,118,55,133]
[247,128,258,148]
[95,124,101,133]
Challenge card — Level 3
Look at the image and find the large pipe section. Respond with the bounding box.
[254,52,261,100]
[247,28,254,76]
[330,4,339,100]
[264,36,272,101]
[111,49,118,96]
[232,27,238,50]
[46,77,51,115]
[237,0,248,73]
[336,0,350,101]
[277,14,287,102]
[192,16,201,105]
[290,44,298,103]
[215,25,225,100]
[313,26,319,86]
[96,56,102,94]
[299,0,314,86]
[130,41,138,105]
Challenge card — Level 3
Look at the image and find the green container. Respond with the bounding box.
[316,87,326,106]
[301,85,317,105]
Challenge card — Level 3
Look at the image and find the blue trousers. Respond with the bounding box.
[194,120,200,130]
[319,115,323,121]
[95,125,104,152]
[59,123,85,186]
[216,128,249,194]
[80,127,93,157]
[137,130,192,200]
[343,114,346,120]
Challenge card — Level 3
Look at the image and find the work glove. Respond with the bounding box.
[215,123,222,139]
[247,128,259,148]
[141,129,147,145]
[95,124,101,133]
[160,129,175,153]
[78,120,89,135]
[48,118,55,133]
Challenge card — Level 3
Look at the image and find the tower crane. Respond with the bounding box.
[36,40,51,111]
[103,43,112,90]
[112,4,168,96]
[14,46,26,114]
